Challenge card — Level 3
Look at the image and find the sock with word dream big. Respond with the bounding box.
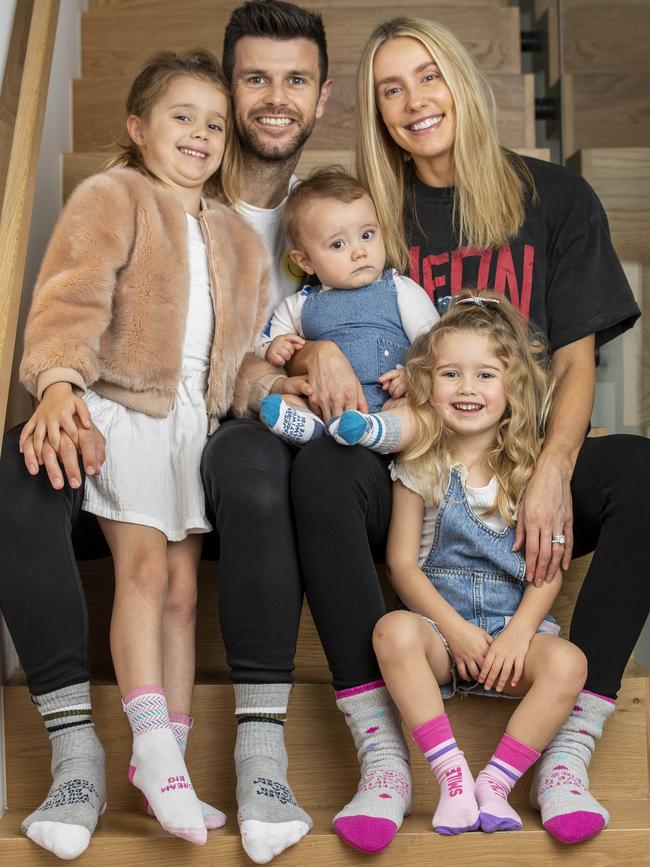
[475,733,540,832]
[235,683,312,864]
[21,681,106,860]
[327,410,401,454]
[532,689,616,844]
[143,712,226,830]
[260,394,326,446]
[411,714,479,835]
[333,680,412,853]
[124,686,206,845]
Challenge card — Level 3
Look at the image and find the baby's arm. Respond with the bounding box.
[387,480,493,680]
[256,292,305,361]
[478,570,562,692]
[265,333,305,366]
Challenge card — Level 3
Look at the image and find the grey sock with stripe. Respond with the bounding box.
[21,681,106,860]
[235,683,312,863]
[327,410,401,454]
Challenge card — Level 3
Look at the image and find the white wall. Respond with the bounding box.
[1,0,86,812]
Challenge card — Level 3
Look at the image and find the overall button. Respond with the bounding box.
[384,349,390,357]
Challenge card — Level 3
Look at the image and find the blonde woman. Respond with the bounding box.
[355,16,649,845]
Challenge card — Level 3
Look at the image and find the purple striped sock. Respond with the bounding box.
[476,733,540,832]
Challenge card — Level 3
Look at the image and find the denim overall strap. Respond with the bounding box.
[423,469,526,581]
[300,270,411,413]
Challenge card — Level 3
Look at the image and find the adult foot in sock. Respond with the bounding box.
[21,727,106,860]
[260,395,325,446]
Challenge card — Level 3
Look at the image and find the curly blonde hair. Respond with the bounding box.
[399,291,553,525]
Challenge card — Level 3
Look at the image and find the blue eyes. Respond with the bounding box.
[174,115,222,132]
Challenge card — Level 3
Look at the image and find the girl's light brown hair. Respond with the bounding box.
[356,17,536,271]
[104,49,241,203]
[399,291,553,526]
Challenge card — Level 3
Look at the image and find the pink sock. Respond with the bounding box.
[412,715,479,835]
[475,733,540,832]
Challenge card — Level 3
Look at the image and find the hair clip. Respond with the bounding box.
[455,296,500,309]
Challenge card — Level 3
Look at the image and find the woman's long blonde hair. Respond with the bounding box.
[399,291,552,526]
[356,17,535,271]
[104,49,241,204]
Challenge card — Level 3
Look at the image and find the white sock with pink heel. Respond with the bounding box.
[123,686,206,844]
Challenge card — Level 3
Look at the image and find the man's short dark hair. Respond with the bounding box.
[223,0,328,87]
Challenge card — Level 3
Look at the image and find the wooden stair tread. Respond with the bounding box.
[2,803,650,865]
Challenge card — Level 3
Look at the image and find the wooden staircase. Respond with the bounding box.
[2,1,650,862]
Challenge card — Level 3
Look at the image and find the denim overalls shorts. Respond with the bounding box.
[414,468,560,699]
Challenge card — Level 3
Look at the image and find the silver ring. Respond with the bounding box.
[551,534,566,545]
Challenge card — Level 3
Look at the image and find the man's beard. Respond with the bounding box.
[236,110,316,162]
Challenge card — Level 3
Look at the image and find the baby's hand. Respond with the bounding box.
[379,367,407,400]
[265,333,305,367]
[445,620,493,682]
[478,624,533,693]
[19,382,92,465]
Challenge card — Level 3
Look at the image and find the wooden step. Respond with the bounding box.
[80,5,521,78]
[71,72,535,153]
[2,803,650,866]
[567,149,650,235]
[4,678,648,810]
[563,74,650,158]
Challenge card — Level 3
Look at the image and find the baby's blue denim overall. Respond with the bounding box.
[416,468,559,699]
[300,269,411,413]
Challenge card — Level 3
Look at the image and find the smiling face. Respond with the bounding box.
[373,36,456,187]
[431,330,507,445]
[126,74,228,203]
[290,194,386,288]
[231,36,330,162]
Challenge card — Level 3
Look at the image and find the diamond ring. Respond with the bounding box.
[551,534,566,545]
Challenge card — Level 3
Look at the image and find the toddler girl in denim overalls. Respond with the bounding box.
[369,292,588,839]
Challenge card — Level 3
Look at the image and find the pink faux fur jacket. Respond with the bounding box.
[20,168,280,434]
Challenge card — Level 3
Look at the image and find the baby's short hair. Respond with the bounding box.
[283,166,370,248]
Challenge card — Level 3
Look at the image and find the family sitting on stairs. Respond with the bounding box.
[0,1,648,862]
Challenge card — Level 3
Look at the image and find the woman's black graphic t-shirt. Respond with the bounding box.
[405,156,640,351]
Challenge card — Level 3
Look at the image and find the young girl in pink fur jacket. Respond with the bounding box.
[19,50,273,846]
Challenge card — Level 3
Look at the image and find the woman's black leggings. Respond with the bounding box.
[1,419,649,698]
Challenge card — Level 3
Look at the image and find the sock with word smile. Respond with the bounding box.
[411,714,480,835]
[475,732,540,831]
[124,686,206,845]
[532,689,615,843]
[327,410,401,454]
[260,395,325,446]
[21,681,106,860]
[235,683,312,864]
[142,712,226,830]
[333,680,412,853]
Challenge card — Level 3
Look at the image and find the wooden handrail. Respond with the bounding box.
[0,0,60,444]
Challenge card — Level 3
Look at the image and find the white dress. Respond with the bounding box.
[82,214,214,541]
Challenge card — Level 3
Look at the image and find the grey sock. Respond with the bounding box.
[328,410,402,454]
[21,682,106,860]
[235,683,312,863]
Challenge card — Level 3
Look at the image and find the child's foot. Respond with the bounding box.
[333,681,412,853]
[327,411,401,454]
[260,395,325,446]
[475,769,522,832]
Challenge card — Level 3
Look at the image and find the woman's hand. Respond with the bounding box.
[379,367,407,400]
[289,340,367,422]
[478,624,533,692]
[513,449,574,586]
[19,383,92,465]
[445,619,493,681]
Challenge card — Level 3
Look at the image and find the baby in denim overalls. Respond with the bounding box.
[256,167,439,446]
[367,293,588,838]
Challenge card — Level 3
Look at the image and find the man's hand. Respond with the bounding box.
[379,367,407,401]
[21,417,106,490]
[513,449,574,586]
[265,333,305,367]
[289,340,367,422]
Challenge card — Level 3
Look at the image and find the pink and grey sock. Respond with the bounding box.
[21,682,106,860]
[235,682,312,863]
[475,733,539,832]
[327,410,401,454]
[142,712,226,830]
[124,685,206,845]
[412,714,479,835]
[532,689,615,844]
[333,679,412,853]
